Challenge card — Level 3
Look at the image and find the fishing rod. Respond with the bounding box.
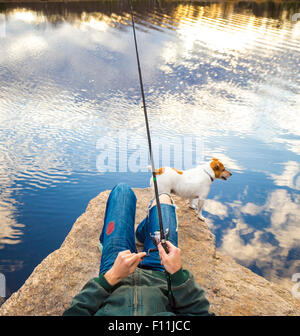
[128,0,166,251]
[128,0,175,307]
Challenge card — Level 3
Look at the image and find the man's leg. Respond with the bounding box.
[136,194,178,272]
[99,183,137,275]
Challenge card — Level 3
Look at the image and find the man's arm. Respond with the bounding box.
[63,250,146,316]
[62,275,113,316]
[169,268,214,316]
[158,242,214,316]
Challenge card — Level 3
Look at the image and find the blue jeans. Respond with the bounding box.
[99,183,178,275]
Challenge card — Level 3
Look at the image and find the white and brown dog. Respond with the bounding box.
[149,158,232,221]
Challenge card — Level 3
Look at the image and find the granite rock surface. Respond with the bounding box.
[0,188,299,316]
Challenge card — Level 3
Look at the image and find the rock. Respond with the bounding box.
[0,188,299,316]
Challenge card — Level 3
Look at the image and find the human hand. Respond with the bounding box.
[104,250,146,286]
[157,241,181,275]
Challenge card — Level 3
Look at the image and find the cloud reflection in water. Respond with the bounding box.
[0,1,299,293]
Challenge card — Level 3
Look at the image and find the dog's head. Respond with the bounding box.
[210,158,232,180]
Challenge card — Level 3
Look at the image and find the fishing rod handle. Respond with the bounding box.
[161,240,169,254]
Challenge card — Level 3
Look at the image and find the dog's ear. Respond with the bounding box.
[211,159,220,170]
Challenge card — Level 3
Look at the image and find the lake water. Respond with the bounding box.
[0,0,299,299]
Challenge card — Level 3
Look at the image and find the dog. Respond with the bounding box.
[149,158,232,221]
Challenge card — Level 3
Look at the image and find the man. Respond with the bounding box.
[63,183,214,316]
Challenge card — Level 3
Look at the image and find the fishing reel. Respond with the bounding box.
[147,228,169,256]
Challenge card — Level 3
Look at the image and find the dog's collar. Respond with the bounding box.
[203,168,214,182]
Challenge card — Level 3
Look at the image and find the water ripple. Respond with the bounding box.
[0,0,299,293]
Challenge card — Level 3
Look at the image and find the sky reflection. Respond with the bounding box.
[0,1,299,294]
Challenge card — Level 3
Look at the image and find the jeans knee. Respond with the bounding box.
[150,193,174,208]
[159,193,173,204]
[112,183,135,198]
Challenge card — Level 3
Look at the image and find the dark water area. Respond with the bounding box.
[0,0,299,300]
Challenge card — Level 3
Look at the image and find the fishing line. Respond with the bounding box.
[128,0,165,249]
[128,0,175,307]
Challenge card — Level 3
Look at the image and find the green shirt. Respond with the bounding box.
[63,267,214,316]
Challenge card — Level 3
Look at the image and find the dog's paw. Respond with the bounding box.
[188,201,198,211]
[198,214,205,221]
